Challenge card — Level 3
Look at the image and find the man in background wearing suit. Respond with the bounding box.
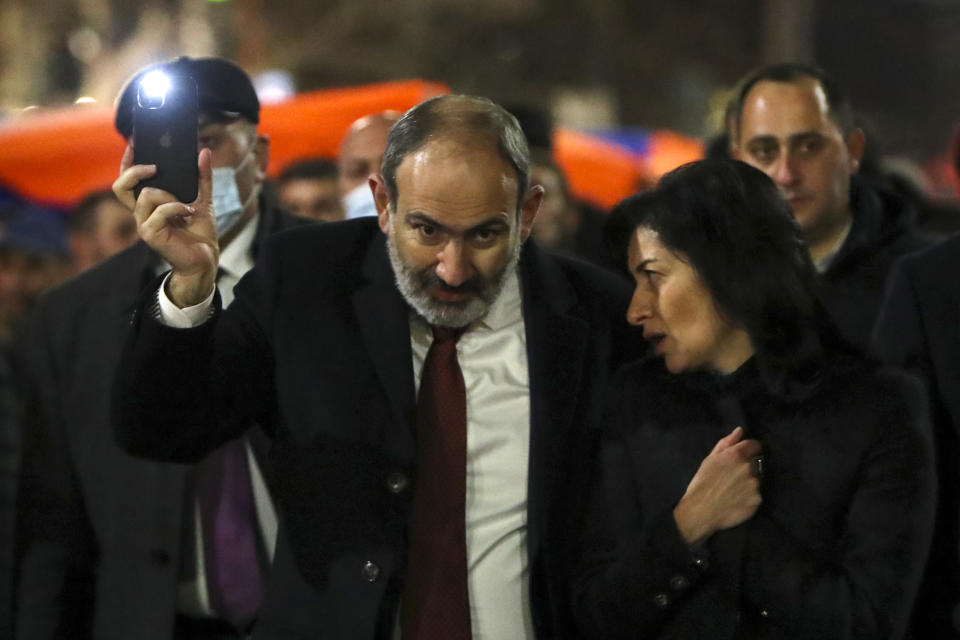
[16,57,308,639]
[111,94,640,638]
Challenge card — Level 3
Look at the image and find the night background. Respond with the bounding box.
[1,0,958,194]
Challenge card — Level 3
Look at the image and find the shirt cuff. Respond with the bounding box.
[156,271,216,328]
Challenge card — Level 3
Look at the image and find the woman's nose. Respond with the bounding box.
[626,284,652,326]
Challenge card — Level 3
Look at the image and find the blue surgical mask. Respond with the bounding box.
[210,148,257,237]
[342,182,378,219]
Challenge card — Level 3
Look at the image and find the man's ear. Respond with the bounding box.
[253,133,270,176]
[846,128,866,173]
[519,184,544,242]
[370,174,392,233]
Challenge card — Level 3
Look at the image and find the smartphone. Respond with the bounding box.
[132,71,199,203]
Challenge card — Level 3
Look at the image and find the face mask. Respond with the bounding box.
[210,148,257,238]
[342,182,378,219]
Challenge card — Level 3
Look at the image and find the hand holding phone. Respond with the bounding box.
[113,145,219,308]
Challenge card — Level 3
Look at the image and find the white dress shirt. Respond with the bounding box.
[161,259,535,638]
[407,270,534,639]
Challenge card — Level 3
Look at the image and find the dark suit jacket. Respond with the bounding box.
[572,355,935,640]
[112,217,640,639]
[874,234,960,638]
[15,201,307,640]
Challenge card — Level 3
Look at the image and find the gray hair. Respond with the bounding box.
[380,94,531,209]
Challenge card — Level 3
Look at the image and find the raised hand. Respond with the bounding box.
[673,426,762,546]
[113,146,219,307]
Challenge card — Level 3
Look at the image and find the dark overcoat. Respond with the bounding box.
[16,200,306,640]
[573,355,935,640]
[874,234,960,638]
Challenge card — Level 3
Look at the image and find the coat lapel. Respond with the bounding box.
[351,231,417,461]
[521,244,589,561]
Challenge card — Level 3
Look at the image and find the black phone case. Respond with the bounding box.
[132,76,199,203]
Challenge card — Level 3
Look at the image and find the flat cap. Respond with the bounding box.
[114,56,259,138]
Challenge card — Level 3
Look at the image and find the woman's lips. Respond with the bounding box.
[646,333,666,353]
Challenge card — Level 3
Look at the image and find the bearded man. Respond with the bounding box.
[111,94,641,639]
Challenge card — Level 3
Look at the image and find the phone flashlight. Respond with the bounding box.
[137,71,171,109]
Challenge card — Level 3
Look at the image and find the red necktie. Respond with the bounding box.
[401,325,472,639]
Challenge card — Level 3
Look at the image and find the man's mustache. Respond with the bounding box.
[418,270,484,296]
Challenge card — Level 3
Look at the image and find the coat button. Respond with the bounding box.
[669,575,690,591]
[692,555,709,572]
[653,593,670,609]
[385,472,409,494]
[149,549,171,566]
[361,560,381,582]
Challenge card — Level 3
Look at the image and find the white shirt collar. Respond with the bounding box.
[477,267,522,332]
[814,218,853,273]
[217,211,260,280]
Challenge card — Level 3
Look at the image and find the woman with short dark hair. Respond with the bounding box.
[572,159,935,639]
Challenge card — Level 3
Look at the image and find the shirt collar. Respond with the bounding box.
[477,267,522,332]
[814,218,853,273]
[218,211,260,280]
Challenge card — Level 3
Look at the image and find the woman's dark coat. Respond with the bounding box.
[572,354,935,640]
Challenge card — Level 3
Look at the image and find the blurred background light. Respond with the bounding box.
[253,70,296,104]
[67,27,102,63]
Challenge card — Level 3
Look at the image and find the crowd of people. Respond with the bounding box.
[0,54,957,640]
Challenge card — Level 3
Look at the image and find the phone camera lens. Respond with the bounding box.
[137,71,170,109]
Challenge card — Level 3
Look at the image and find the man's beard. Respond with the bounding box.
[386,226,522,329]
